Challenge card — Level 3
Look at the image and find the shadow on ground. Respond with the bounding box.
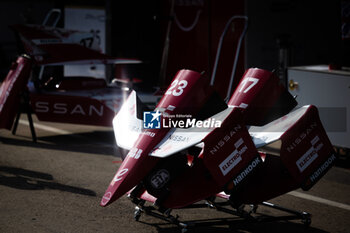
[0,130,117,157]
[0,165,96,196]
[140,216,328,233]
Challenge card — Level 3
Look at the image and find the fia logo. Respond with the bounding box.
[143,110,161,129]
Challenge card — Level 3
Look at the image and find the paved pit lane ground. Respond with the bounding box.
[0,115,349,233]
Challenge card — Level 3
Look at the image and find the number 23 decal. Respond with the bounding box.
[165,80,188,96]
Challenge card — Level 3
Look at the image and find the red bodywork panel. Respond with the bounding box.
[156,69,213,115]
[30,93,117,126]
[201,108,260,188]
[100,67,335,216]
[232,106,336,204]
[229,68,296,126]
[161,108,262,209]
[280,106,336,190]
[11,24,141,65]
[0,55,32,130]
[101,70,214,206]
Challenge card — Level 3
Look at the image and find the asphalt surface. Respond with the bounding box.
[0,115,349,233]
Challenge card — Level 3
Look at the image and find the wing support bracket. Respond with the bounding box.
[12,90,37,142]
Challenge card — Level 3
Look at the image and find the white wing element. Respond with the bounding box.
[150,108,233,158]
[113,91,143,150]
[150,106,310,158]
[113,91,310,157]
[113,91,234,156]
[248,106,310,148]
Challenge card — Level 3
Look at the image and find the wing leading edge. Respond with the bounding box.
[113,91,314,158]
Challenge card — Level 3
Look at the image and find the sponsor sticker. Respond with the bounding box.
[296,135,323,172]
[219,138,247,176]
[233,157,261,186]
[150,169,170,189]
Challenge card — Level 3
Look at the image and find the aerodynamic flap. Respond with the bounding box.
[228,68,297,126]
[11,24,142,65]
[249,106,312,148]
[0,55,32,130]
[150,107,233,158]
[279,105,336,190]
[112,91,143,150]
[201,107,262,188]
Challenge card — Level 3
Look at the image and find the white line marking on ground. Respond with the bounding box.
[19,119,71,135]
[288,191,350,211]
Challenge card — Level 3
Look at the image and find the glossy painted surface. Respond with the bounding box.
[101,68,335,212]
[101,69,214,206]
[0,55,32,129]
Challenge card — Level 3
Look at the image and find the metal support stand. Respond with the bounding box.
[12,91,37,142]
[132,197,311,232]
[260,201,311,225]
[134,205,190,233]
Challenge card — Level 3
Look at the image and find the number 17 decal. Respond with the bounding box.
[238,77,259,93]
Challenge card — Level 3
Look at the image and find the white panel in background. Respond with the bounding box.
[64,7,106,78]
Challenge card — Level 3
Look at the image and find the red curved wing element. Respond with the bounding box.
[228,68,297,126]
[0,55,32,130]
[100,70,214,206]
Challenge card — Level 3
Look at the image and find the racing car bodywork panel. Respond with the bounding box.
[0,55,32,130]
[101,69,218,206]
[102,68,336,219]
